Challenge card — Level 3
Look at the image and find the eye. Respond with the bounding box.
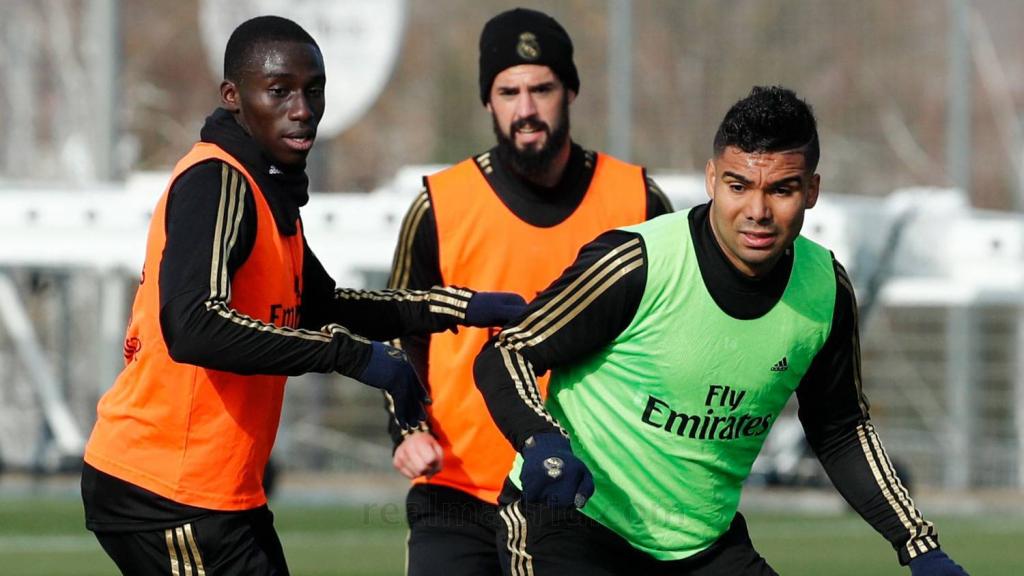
[268,87,288,97]
[307,86,325,97]
[728,182,745,192]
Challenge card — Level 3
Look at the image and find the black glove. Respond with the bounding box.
[464,291,527,327]
[909,550,968,576]
[519,433,594,509]
[358,342,428,430]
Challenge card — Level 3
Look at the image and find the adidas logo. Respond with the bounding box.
[770,357,789,372]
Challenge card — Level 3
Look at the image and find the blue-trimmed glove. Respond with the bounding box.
[519,433,595,509]
[465,291,527,327]
[359,342,428,430]
[909,549,968,576]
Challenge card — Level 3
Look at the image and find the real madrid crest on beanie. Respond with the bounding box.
[478,8,580,105]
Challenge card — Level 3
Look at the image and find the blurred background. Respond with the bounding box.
[1,0,1023,574]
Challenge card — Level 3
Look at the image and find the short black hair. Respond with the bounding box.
[223,15,320,82]
[713,86,819,172]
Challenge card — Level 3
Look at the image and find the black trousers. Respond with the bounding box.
[92,506,289,576]
[496,493,777,576]
[405,484,502,576]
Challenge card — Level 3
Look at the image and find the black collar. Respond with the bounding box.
[475,142,595,228]
[199,108,309,236]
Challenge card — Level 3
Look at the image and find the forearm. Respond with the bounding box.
[474,343,564,449]
[815,420,939,565]
[798,258,939,564]
[324,285,473,339]
[161,289,372,378]
[303,230,470,339]
[473,230,648,450]
[385,332,429,447]
[384,191,442,446]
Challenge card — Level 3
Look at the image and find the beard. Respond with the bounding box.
[492,95,571,181]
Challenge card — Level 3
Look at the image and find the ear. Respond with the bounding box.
[567,89,577,105]
[805,173,820,209]
[485,101,493,113]
[220,80,240,112]
[704,158,717,200]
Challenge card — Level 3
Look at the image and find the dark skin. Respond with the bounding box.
[220,40,327,168]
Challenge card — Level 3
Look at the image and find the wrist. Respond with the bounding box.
[359,342,408,389]
[517,429,566,452]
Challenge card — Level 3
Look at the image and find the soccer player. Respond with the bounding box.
[474,86,969,575]
[386,7,671,576]
[81,16,523,576]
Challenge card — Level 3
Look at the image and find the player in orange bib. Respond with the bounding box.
[81,16,523,576]
[386,8,671,576]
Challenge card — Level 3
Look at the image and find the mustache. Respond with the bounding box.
[510,117,549,134]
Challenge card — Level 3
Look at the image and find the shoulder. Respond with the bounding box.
[422,153,490,194]
[169,160,249,202]
[794,236,839,274]
[399,188,434,229]
[621,209,689,237]
[644,175,674,216]
[832,256,857,302]
[589,228,646,252]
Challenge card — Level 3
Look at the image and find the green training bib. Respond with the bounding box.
[511,209,835,560]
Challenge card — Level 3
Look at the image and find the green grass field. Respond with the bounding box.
[0,495,1015,575]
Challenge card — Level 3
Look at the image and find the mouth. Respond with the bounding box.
[283,132,315,152]
[512,121,548,143]
[739,230,777,249]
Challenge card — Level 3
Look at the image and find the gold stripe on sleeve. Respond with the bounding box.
[517,254,642,350]
[390,191,430,290]
[333,288,430,303]
[499,346,564,433]
[502,246,643,350]
[207,165,245,303]
[500,238,641,345]
[864,422,937,557]
[208,165,231,300]
[857,424,925,558]
[221,177,247,302]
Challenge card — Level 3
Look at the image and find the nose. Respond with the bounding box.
[514,91,538,121]
[745,190,771,223]
[288,94,312,122]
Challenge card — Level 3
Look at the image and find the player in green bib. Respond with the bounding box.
[474,86,968,576]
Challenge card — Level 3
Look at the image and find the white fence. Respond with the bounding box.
[1,171,1021,488]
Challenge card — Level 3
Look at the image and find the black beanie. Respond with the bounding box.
[478,8,580,105]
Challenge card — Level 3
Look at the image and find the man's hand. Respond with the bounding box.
[358,342,428,430]
[909,549,968,576]
[393,431,443,479]
[464,291,527,327]
[519,433,594,509]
